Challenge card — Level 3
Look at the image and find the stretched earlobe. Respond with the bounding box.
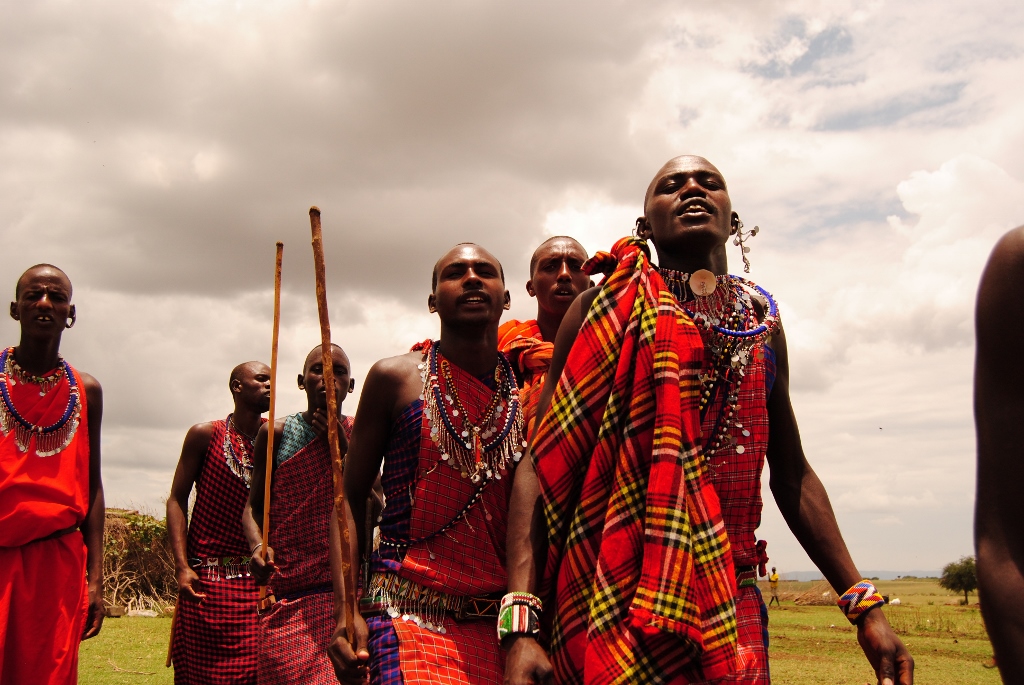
[634,217,652,240]
[427,294,437,313]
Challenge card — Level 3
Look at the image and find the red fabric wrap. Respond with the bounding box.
[0,367,90,546]
[498,319,551,438]
[171,418,262,684]
[533,237,738,684]
[0,363,90,684]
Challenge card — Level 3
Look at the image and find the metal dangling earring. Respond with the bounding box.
[65,316,76,329]
[732,218,759,273]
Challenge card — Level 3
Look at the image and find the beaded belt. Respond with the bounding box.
[736,565,759,589]
[361,572,501,630]
[189,555,253,581]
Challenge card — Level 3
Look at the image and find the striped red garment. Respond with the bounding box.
[533,237,738,685]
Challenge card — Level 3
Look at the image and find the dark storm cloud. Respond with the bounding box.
[0,0,674,304]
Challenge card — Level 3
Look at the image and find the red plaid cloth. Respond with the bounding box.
[498,319,551,438]
[172,418,261,684]
[685,587,769,684]
[367,341,514,685]
[267,413,353,597]
[257,591,335,685]
[703,347,776,569]
[533,237,738,685]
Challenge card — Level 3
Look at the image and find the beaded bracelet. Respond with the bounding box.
[497,592,543,645]
[837,580,885,624]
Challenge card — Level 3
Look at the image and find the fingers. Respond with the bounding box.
[877,651,895,685]
[184,582,207,600]
[81,604,104,640]
[328,634,370,685]
[896,646,915,685]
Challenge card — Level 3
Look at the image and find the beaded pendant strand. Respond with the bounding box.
[419,341,526,484]
[659,269,780,461]
[223,414,257,487]
[0,346,82,456]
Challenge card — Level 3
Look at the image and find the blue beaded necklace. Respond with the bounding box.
[0,346,82,456]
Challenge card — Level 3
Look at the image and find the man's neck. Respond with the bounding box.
[232,402,264,438]
[437,325,500,377]
[13,335,64,375]
[534,308,563,343]
[656,244,729,276]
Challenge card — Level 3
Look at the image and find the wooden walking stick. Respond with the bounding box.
[257,241,284,611]
[308,206,357,643]
[166,599,178,667]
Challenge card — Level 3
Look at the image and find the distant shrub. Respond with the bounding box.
[104,508,175,611]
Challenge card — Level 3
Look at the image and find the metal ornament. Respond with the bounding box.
[732,219,759,273]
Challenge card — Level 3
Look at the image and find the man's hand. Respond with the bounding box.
[175,566,206,601]
[249,545,276,585]
[857,609,914,685]
[328,612,370,684]
[504,636,553,685]
[81,579,105,640]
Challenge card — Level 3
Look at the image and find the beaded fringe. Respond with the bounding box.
[0,402,81,456]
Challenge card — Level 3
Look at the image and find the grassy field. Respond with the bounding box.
[80,579,996,683]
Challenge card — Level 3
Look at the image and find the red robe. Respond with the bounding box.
[497,319,551,438]
[0,361,90,685]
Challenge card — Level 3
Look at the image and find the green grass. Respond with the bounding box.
[79,616,173,685]
[79,580,997,684]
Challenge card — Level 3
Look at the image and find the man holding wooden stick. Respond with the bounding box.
[243,344,355,685]
[166,361,270,683]
[328,243,525,685]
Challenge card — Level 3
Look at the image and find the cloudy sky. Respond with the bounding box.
[3,0,1022,575]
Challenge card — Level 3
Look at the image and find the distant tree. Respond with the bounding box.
[939,556,978,605]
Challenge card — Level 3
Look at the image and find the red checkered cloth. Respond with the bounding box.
[498,319,551,438]
[257,413,353,684]
[171,418,261,684]
[702,346,776,569]
[533,237,738,685]
[257,591,335,685]
[684,587,769,684]
[366,341,515,685]
[266,413,353,598]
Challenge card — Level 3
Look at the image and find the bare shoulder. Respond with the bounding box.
[578,285,601,314]
[367,350,423,385]
[185,421,217,442]
[980,226,1024,301]
[78,371,102,395]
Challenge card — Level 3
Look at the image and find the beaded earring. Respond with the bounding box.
[731,217,759,273]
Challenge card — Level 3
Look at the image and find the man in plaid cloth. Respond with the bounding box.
[498,236,591,437]
[504,156,914,685]
[244,344,355,685]
[167,361,271,684]
[328,243,523,685]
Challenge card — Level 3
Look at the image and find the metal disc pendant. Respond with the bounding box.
[690,269,717,297]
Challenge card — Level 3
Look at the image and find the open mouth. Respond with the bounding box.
[553,288,577,298]
[458,292,490,306]
[677,198,714,217]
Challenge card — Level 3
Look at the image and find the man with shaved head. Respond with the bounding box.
[167,360,271,683]
[329,243,525,685]
[0,264,105,684]
[243,344,356,685]
[499,236,590,436]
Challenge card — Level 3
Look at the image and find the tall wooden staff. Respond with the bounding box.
[308,206,356,642]
[258,241,284,610]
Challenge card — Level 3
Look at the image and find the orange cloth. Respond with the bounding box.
[497,319,551,438]
[0,364,91,684]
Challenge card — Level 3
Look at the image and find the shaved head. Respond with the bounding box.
[529,236,586,275]
[304,343,349,373]
[229,361,270,390]
[644,155,724,213]
[432,243,504,291]
[15,264,72,299]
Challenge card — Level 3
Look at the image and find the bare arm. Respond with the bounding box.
[245,421,282,584]
[166,423,214,601]
[80,373,105,640]
[505,287,597,685]
[766,325,912,684]
[330,356,414,684]
[974,225,1024,682]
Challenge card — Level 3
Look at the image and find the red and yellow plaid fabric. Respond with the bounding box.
[498,319,551,438]
[533,237,738,685]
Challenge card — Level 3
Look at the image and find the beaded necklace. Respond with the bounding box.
[0,346,82,456]
[659,269,780,461]
[420,341,526,484]
[379,343,526,552]
[223,414,258,487]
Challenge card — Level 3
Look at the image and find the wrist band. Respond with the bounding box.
[497,592,543,644]
[837,580,885,624]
